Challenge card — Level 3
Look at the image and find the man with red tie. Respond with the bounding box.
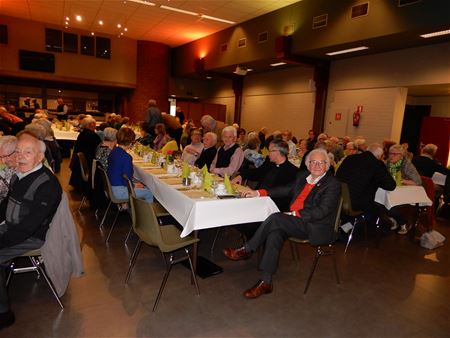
[223,148,341,299]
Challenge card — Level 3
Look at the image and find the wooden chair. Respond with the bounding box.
[288,195,343,294]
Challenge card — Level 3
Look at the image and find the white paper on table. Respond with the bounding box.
[432,172,446,186]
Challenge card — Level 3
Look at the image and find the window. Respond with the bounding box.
[80,35,95,56]
[45,28,62,52]
[96,37,111,59]
[64,32,78,53]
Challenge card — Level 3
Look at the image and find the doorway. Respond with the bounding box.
[400,104,431,155]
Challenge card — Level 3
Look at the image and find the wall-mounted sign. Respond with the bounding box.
[335,112,342,120]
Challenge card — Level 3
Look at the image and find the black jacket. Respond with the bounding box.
[266,171,341,246]
[412,155,449,178]
[336,151,395,213]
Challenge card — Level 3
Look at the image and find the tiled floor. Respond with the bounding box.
[3,159,450,337]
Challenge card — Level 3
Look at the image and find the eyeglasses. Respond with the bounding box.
[0,151,15,159]
[389,152,403,156]
[309,160,327,167]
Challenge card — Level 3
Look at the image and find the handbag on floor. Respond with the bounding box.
[420,230,446,249]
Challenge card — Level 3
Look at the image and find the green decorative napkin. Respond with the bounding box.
[201,165,208,177]
[224,174,235,194]
[182,161,190,179]
[203,172,212,191]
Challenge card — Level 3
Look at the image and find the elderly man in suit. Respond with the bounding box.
[224,148,341,299]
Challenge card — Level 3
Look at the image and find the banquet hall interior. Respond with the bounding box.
[0,0,450,336]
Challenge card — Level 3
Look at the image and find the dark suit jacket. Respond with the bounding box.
[412,155,449,178]
[336,151,395,213]
[241,158,299,211]
[266,171,341,245]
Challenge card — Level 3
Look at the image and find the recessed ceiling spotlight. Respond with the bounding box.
[420,29,450,38]
[75,15,82,22]
[98,20,103,25]
[120,32,124,36]
[270,62,287,67]
[124,27,128,32]
[65,21,69,25]
[65,17,70,21]
[91,32,95,36]
[117,24,122,28]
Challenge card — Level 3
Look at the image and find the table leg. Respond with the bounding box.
[191,230,199,284]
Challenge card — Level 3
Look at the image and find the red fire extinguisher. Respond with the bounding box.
[353,105,362,127]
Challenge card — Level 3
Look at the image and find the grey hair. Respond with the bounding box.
[222,125,237,137]
[269,139,289,157]
[200,115,216,130]
[305,148,330,171]
[24,123,47,140]
[204,132,217,145]
[103,127,118,142]
[368,143,384,159]
[354,138,366,150]
[38,139,46,154]
[422,143,437,157]
[0,135,18,153]
[80,117,96,129]
[389,144,405,156]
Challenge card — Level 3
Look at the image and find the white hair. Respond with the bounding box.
[0,135,18,154]
[305,148,330,170]
[368,143,384,159]
[222,125,237,137]
[204,132,217,145]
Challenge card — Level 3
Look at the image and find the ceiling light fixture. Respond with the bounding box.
[270,62,287,67]
[65,17,70,21]
[117,24,122,28]
[160,5,198,16]
[326,46,369,56]
[124,27,128,32]
[200,14,235,25]
[420,29,450,38]
[75,15,82,22]
[91,32,95,36]
[98,20,103,25]
[128,0,156,6]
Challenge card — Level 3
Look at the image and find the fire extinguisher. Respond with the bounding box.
[353,105,362,127]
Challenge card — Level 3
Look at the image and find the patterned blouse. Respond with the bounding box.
[0,166,16,203]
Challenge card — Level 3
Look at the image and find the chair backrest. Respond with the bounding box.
[130,195,163,248]
[340,182,363,217]
[91,159,98,190]
[333,195,344,233]
[97,166,125,204]
[420,176,435,230]
[77,152,89,183]
[123,175,137,199]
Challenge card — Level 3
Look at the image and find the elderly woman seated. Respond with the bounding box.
[107,127,153,203]
[0,136,18,203]
[95,127,117,170]
[181,128,204,165]
[385,144,422,235]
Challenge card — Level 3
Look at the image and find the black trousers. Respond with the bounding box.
[246,212,309,276]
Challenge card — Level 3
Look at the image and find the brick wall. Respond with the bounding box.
[128,40,170,121]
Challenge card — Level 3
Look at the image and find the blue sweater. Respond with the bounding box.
[107,147,133,186]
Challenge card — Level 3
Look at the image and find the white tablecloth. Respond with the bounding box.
[134,165,280,237]
[375,186,432,210]
[52,128,79,141]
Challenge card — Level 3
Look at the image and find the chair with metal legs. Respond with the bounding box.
[123,175,170,244]
[125,195,200,311]
[77,152,90,212]
[288,195,343,294]
[6,249,64,309]
[97,166,129,243]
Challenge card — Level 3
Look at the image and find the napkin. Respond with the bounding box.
[182,161,190,179]
[201,165,208,177]
[202,172,213,191]
[223,174,235,194]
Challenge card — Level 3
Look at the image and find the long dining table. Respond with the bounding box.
[132,158,280,275]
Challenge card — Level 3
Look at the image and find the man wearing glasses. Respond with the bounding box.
[0,136,18,203]
[223,148,341,299]
[0,132,62,329]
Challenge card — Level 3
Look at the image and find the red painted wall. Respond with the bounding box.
[127,41,170,121]
[420,116,450,166]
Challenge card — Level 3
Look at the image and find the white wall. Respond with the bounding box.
[407,96,450,118]
[326,43,450,142]
[207,66,316,139]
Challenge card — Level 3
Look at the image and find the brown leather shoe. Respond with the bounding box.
[223,247,250,261]
[243,280,273,299]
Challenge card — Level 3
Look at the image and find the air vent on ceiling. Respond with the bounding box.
[351,3,369,18]
[238,38,246,48]
[258,31,268,43]
[220,43,227,53]
[398,0,422,7]
[312,14,328,29]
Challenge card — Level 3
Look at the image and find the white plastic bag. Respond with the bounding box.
[420,230,446,249]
